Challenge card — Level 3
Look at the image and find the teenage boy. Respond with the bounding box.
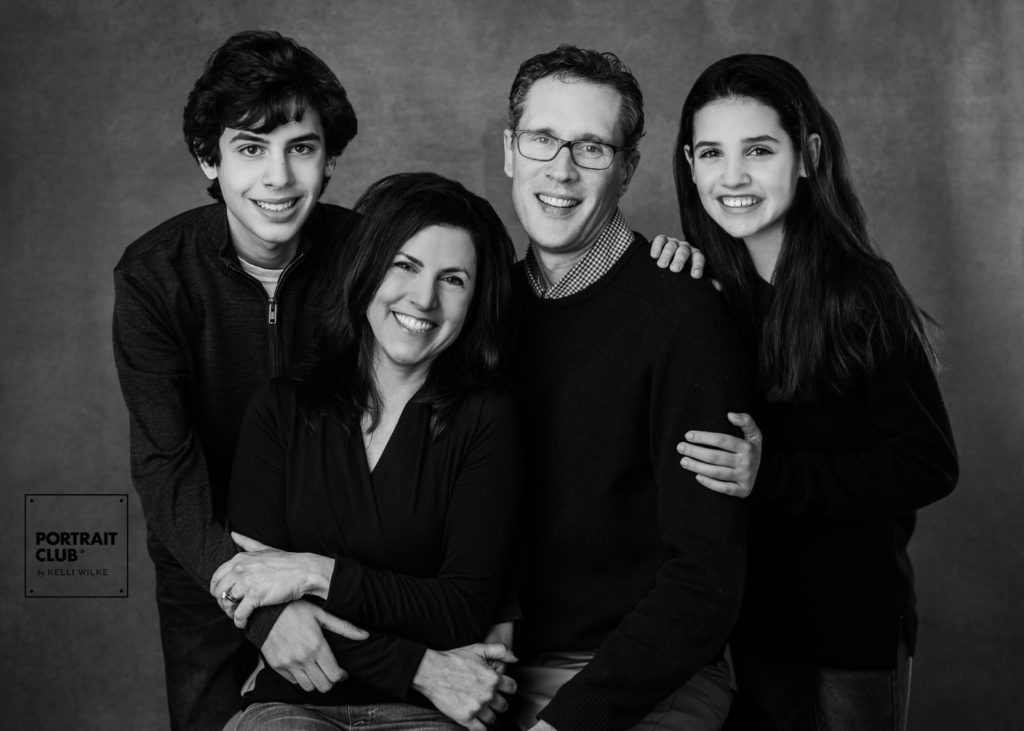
[113,31,364,730]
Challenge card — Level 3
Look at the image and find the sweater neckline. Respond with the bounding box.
[520,231,645,308]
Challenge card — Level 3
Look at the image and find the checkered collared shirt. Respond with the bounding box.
[524,209,634,299]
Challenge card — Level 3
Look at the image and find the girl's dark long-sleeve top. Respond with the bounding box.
[736,333,958,669]
[228,378,523,707]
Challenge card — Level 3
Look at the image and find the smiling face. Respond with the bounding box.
[200,111,335,267]
[504,76,639,268]
[367,225,477,381]
[685,96,812,256]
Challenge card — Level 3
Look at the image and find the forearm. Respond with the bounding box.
[114,271,236,586]
[752,355,958,517]
[324,631,427,699]
[126,421,238,585]
[539,500,746,731]
[324,557,496,648]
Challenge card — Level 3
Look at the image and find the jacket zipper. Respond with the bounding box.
[229,250,306,377]
[267,250,305,376]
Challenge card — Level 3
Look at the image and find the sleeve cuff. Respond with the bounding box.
[245,604,286,649]
[538,680,614,731]
[324,553,362,619]
[749,447,781,505]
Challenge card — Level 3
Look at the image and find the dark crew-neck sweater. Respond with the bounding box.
[512,233,752,731]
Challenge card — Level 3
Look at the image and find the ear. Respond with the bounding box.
[618,149,641,197]
[800,133,821,177]
[683,145,696,182]
[324,157,337,177]
[503,129,515,179]
[199,159,218,181]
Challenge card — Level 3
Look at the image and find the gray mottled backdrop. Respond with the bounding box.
[1,1,1021,728]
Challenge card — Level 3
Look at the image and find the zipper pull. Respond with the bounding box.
[268,298,278,325]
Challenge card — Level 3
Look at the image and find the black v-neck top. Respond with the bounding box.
[228,378,523,707]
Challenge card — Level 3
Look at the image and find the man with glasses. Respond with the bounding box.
[500,45,751,731]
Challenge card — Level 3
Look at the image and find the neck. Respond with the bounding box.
[372,357,430,408]
[744,232,782,283]
[234,238,299,270]
[532,240,597,289]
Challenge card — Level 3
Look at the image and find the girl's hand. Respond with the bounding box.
[650,234,705,277]
[676,413,763,497]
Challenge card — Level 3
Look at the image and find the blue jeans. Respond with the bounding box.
[727,636,912,731]
[236,702,462,730]
[148,530,257,731]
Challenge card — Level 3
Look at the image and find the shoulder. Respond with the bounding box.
[115,204,223,275]
[306,202,359,240]
[318,201,358,224]
[448,388,520,440]
[250,377,301,412]
[242,377,306,433]
[457,387,517,420]
[615,233,740,332]
[618,233,724,300]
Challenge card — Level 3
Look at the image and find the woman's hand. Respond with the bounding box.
[413,643,518,731]
[650,234,705,277]
[210,532,335,628]
[676,412,763,498]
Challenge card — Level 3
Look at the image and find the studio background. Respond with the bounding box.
[1,1,1020,728]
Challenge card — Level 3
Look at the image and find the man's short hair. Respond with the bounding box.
[183,30,357,200]
[507,44,645,151]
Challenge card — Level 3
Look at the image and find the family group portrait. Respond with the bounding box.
[2,2,1020,730]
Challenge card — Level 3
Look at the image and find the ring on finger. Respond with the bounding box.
[221,589,242,605]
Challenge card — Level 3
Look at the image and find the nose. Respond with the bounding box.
[721,155,749,188]
[262,149,294,188]
[409,274,439,311]
[545,143,580,182]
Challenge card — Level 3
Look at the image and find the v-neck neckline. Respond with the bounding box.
[361,396,421,476]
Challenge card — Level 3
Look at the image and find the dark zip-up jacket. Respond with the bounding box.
[112,202,357,644]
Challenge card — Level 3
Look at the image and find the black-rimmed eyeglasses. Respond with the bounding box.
[511,130,629,171]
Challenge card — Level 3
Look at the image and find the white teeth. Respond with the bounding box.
[394,312,435,333]
[255,199,298,212]
[537,194,579,208]
[721,196,759,208]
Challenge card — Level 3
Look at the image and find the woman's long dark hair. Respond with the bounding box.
[299,172,517,436]
[674,54,936,402]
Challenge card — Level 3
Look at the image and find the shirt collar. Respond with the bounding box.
[524,209,633,299]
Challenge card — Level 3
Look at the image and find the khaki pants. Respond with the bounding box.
[511,651,733,730]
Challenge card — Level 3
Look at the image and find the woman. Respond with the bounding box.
[210,172,522,731]
[669,55,958,729]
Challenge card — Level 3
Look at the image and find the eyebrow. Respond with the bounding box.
[527,126,613,145]
[396,251,473,278]
[227,131,323,145]
[692,134,782,150]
